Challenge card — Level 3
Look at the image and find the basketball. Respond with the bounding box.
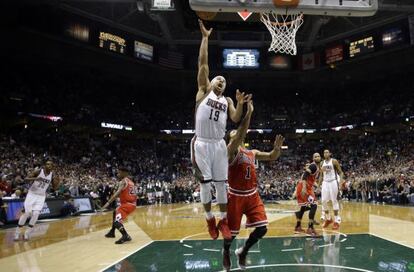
[196,11,217,21]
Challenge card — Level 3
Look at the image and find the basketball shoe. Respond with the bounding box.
[105,230,115,238]
[235,247,247,270]
[115,235,131,244]
[222,249,231,271]
[322,219,333,228]
[217,218,231,240]
[206,217,219,240]
[294,226,305,234]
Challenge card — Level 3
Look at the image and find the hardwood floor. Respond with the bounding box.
[1,201,413,271]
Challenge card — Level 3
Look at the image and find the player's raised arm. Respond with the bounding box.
[227,90,251,123]
[252,135,285,161]
[101,179,127,210]
[196,20,212,103]
[227,100,254,161]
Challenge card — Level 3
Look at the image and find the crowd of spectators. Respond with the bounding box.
[0,124,412,225]
[0,62,413,226]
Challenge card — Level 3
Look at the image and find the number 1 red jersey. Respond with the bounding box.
[119,177,137,204]
[228,148,257,194]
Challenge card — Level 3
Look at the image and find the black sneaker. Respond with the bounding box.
[115,235,132,244]
[105,231,115,238]
[222,249,231,271]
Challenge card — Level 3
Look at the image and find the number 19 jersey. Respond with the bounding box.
[228,148,257,194]
[195,91,228,140]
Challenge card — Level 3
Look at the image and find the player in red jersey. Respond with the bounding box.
[102,166,137,244]
[294,153,321,237]
[222,100,285,271]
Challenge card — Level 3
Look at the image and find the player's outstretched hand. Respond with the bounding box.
[236,89,252,105]
[199,19,212,37]
[273,135,285,149]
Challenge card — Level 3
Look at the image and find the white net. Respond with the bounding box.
[260,12,304,56]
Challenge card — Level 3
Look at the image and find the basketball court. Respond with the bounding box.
[1,0,414,271]
[1,202,414,271]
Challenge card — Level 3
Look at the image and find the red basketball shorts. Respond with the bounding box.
[296,182,316,207]
[115,203,136,222]
[227,191,268,236]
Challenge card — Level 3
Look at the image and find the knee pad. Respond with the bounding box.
[200,182,212,204]
[253,226,267,239]
[213,181,227,204]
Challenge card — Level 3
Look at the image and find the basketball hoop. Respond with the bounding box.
[190,0,378,55]
[260,0,304,55]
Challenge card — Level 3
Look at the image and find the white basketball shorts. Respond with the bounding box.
[24,192,46,213]
[321,180,339,203]
[191,136,228,182]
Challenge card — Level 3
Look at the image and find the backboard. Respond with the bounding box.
[189,0,378,17]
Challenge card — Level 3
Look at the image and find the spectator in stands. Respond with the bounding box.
[60,198,80,217]
[0,191,7,226]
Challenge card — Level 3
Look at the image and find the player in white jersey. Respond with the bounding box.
[191,19,251,240]
[14,160,60,241]
[319,150,344,230]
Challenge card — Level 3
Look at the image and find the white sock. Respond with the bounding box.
[25,226,33,235]
[334,215,341,223]
[220,212,227,219]
[29,211,40,226]
[15,226,21,235]
[205,212,214,219]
